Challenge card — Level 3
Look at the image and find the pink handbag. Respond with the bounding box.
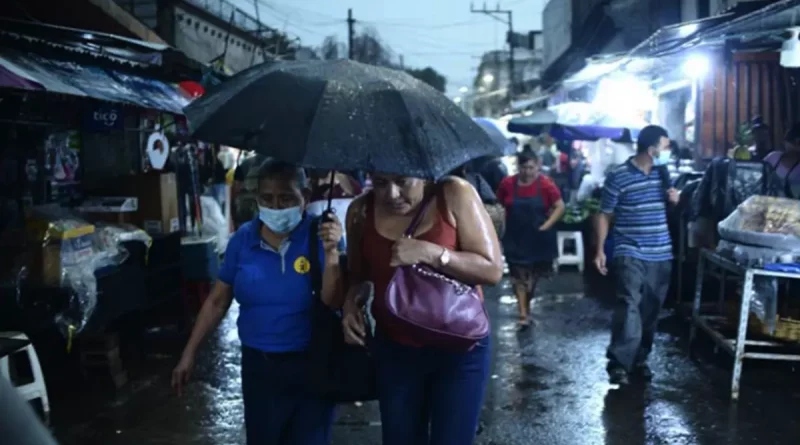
[384,194,490,350]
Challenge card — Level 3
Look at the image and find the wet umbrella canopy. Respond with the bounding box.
[184,59,500,179]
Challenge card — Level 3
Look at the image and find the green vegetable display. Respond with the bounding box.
[562,198,601,224]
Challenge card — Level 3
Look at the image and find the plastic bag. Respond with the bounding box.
[199,195,227,253]
[25,205,101,336]
[716,240,797,268]
[92,223,152,269]
[750,275,778,325]
[718,195,800,251]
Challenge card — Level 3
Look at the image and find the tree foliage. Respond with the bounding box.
[406,67,446,92]
[317,28,446,92]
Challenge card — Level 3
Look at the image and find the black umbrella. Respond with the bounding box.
[184,59,500,179]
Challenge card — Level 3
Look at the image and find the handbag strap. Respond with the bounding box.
[403,189,437,237]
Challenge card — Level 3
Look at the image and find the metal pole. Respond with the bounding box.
[470,4,515,101]
[347,8,355,60]
[507,10,515,96]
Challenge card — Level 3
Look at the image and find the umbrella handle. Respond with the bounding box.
[322,170,336,223]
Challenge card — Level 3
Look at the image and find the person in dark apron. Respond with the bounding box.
[496,150,566,329]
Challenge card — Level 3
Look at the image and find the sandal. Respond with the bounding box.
[517,318,532,331]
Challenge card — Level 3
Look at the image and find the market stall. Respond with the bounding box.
[690,196,800,400]
[0,21,226,368]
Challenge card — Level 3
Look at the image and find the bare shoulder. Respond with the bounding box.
[440,175,476,202]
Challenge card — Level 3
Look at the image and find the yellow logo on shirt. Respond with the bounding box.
[293,256,311,274]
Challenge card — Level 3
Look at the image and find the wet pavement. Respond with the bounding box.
[51,272,800,445]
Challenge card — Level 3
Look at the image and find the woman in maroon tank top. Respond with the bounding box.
[337,173,503,445]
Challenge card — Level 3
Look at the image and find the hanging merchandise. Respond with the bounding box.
[145,131,170,170]
[44,131,80,183]
[781,27,800,68]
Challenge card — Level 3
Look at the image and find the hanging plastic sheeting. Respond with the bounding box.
[0,50,189,113]
[576,138,636,202]
[507,102,649,141]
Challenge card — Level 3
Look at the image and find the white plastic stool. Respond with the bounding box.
[0,332,49,422]
[556,231,585,272]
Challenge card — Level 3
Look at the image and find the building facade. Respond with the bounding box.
[470,31,545,117]
[113,0,294,73]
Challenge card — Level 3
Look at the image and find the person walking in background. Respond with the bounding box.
[496,149,565,330]
[308,170,363,202]
[339,172,503,445]
[593,125,679,385]
[172,160,344,444]
[764,122,800,198]
[537,134,558,172]
[473,155,509,194]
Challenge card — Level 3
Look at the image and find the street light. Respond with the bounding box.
[482,73,495,84]
[459,86,469,94]
[453,96,463,104]
[682,54,709,78]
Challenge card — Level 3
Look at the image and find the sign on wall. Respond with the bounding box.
[83,106,124,132]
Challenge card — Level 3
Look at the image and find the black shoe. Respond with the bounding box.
[632,363,653,381]
[608,367,630,385]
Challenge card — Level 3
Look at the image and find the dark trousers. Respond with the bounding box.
[241,346,335,445]
[376,335,490,445]
[607,256,672,372]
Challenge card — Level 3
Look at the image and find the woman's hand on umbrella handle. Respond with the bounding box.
[319,213,343,255]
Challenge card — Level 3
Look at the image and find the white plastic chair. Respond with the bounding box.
[556,231,585,272]
[0,332,49,423]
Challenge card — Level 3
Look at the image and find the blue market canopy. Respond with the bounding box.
[473,117,517,155]
[507,102,647,141]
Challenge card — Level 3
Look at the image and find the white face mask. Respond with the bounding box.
[258,205,303,234]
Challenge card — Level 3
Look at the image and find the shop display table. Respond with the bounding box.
[690,249,800,400]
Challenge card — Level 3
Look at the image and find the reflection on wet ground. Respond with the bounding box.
[53,273,800,444]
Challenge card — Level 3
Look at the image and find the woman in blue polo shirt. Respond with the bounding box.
[171,160,343,445]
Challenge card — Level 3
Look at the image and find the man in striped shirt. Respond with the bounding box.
[594,125,679,385]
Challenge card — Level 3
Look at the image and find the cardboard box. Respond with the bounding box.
[83,173,180,235]
[131,173,180,235]
[26,217,96,286]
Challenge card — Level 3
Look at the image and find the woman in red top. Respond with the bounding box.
[338,174,502,445]
[496,149,565,329]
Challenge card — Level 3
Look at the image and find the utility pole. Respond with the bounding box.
[347,9,355,60]
[399,54,405,69]
[470,2,515,100]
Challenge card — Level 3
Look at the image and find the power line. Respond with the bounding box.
[257,0,343,23]
[358,19,486,30]
[401,51,480,56]
[253,0,348,43]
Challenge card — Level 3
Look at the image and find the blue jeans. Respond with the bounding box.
[240,347,335,445]
[376,335,491,445]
